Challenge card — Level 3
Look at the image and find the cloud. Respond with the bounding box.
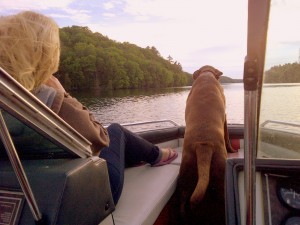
[61,8,91,23]
[103,13,116,18]
[0,0,74,12]
[102,1,124,14]
[0,0,91,24]
[122,0,246,24]
[103,2,115,10]
[1,0,299,78]
[265,0,300,67]
[0,0,248,77]
[89,17,247,76]
[88,0,247,76]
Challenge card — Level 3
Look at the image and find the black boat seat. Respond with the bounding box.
[0,157,114,225]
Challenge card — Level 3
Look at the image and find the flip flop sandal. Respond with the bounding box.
[151,148,178,167]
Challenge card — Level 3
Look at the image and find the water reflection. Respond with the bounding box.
[260,84,300,125]
[73,81,300,159]
[72,84,244,126]
[258,84,300,159]
[223,83,244,124]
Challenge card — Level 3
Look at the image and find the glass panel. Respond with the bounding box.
[0,108,76,159]
[258,0,300,159]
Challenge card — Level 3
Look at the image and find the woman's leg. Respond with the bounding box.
[119,124,161,167]
[99,123,126,204]
[118,124,178,167]
[99,123,176,204]
[99,123,160,204]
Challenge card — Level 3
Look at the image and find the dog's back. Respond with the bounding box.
[176,71,228,224]
[185,73,226,145]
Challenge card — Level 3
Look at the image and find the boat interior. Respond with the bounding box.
[1,0,300,225]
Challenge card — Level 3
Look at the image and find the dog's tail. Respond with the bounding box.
[190,142,214,208]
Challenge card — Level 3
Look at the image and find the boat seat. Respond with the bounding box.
[101,146,182,225]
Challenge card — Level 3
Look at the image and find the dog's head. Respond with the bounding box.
[193,65,223,80]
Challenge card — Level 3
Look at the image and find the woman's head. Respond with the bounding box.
[0,11,60,91]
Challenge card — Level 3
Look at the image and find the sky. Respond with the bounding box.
[0,0,299,79]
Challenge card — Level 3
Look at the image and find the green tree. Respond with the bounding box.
[58,26,191,90]
[264,62,300,83]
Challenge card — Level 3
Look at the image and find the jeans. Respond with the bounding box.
[99,123,160,204]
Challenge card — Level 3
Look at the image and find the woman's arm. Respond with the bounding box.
[59,94,110,156]
[45,76,109,156]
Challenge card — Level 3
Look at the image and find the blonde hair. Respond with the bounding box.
[0,11,60,91]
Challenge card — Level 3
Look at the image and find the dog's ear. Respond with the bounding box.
[192,69,201,80]
[193,65,223,80]
[214,69,223,80]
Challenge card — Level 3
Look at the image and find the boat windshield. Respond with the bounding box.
[0,108,74,159]
[258,0,300,159]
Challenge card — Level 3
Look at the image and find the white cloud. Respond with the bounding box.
[0,0,248,76]
[122,0,246,24]
[61,8,91,23]
[265,0,300,67]
[1,0,299,77]
[268,0,300,45]
[0,0,92,24]
[89,0,248,76]
[103,13,116,18]
[0,0,74,11]
[103,2,115,10]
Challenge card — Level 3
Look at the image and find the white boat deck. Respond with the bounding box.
[101,139,183,225]
[101,138,244,225]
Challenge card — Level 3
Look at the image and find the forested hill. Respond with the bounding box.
[264,63,300,83]
[57,26,192,90]
[219,76,242,83]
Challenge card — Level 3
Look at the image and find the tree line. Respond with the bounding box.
[56,26,192,91]
[264,62,300,83]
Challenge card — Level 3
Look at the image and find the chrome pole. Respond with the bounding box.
[0,110,43,222]
[244,0,270,223]
[244,90,258,225]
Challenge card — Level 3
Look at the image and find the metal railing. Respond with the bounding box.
[104,119,181,132]
[261,120,300,135]
[0,110,44,223]
[121,119,180,127]
[261,120,300,129]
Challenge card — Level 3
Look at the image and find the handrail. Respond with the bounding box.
[0,67,92,158]
[121,119,180,127]
[0,110,44,223]
[261,120,300,128]
[104,119,181,129]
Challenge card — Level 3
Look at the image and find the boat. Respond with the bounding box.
[1,0,299,224]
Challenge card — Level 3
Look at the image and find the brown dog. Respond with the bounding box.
[176,65,236,224]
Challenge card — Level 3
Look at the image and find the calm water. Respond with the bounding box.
[260,83,300,134]
[73,83,300,128]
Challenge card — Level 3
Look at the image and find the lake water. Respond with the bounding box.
[73,83,300,129]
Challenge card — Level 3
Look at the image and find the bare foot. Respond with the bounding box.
[151,148,178,167]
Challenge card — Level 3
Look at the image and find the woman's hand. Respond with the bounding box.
[45,75,65,92]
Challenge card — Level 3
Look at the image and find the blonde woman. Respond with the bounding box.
[0,11,177,204]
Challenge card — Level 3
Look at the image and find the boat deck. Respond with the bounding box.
[101,138,244,225]
[101,140,183,225]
